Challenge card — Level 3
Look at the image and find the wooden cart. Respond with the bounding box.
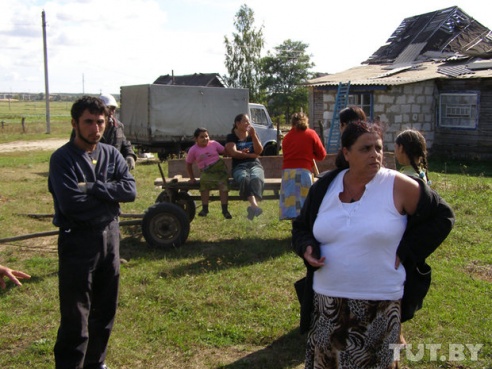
[142,153,395,249]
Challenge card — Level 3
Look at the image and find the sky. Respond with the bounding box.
[1,0,491,95]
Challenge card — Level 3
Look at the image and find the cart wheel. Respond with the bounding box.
[262,143,278,156]
[142,202,190,249]
[155,191,196,221]
[155,191,171,203]
[175,192,196,221]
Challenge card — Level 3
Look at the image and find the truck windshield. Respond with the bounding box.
[250,108,269,127]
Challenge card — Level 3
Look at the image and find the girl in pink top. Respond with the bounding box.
[186,128,232,219]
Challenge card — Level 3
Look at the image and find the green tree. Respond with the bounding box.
[224,4,265,102]
[260,39,314,123]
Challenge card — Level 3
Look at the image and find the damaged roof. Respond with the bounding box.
[366,6,492,64]
[308,6,492,87]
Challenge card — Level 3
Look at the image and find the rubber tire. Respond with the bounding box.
[155,191,196,221]
[175,192,196,221]
[262,143,278,156]
[142,202,190,249]
[155,191,171,203]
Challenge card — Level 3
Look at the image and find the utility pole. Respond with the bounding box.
[42,10,51,134]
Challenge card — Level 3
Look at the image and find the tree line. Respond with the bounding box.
[224,4,324,124]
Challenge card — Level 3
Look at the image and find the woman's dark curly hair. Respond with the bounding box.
[335,120,383,169]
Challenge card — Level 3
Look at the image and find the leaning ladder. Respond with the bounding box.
[325,81,351,153]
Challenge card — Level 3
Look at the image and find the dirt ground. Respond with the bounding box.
[0,138,68,153]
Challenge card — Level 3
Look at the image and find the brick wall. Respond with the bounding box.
[310,81,437,152]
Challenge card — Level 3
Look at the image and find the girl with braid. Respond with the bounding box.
[395,129,431,185]
[395,129,430,347]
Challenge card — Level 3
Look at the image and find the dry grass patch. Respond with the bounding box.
[465,260,492,283]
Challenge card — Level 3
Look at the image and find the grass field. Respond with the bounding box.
[0,100,74,142]
[0,101,491,368]
[0,99,292,145]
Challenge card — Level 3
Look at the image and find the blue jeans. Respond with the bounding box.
[232,161,265,200]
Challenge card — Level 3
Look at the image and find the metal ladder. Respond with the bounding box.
[325,81,351,153]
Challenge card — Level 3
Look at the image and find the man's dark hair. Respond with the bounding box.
[339,106,367,126]
[71,96,108,122]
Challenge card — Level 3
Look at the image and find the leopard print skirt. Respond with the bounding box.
[305,292,400,369]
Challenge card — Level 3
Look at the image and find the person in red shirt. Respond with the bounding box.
[280,112,326,220]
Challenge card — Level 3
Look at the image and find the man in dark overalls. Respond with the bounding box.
[48,96,137,369]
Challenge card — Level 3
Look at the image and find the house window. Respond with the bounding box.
[348,93,372,119]
[439,93,479,129]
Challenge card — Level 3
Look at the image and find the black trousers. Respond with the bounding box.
[54,220,120,369]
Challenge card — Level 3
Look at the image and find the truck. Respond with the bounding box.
[119,84,279,160]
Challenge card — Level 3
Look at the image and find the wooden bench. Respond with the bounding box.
[143,153,396,249]
[156,157,284,201]
[154,152,395,203]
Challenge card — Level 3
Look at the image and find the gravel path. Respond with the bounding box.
[0,138,68,153]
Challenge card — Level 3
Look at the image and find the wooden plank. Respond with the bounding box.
[155,153,397,204]
[154,176,281,190]
[168,156,285,179]
[167,153,396,180]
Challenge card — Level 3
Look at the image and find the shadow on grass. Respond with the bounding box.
[120,234,293,278]
[218,328,306,369]
[35,171,49,178]
[429,157,492,177]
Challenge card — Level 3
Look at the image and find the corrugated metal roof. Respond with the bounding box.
[467,59,492,69]
[437,65,474,77]
[307,59,492,87]
[373,66,413,79]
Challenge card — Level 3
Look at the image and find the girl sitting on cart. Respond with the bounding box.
[186,127,232,219]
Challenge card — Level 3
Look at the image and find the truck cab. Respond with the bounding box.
[249,103,279,156]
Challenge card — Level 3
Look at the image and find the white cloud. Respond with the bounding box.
[0,0,491,93]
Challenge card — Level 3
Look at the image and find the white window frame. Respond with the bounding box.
[348,92,372,119]
[439,92,479,129]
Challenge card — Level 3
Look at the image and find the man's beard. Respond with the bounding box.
[76,127,101,145]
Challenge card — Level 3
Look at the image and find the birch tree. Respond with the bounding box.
[224,4,264,102]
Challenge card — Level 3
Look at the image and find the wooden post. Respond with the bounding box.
[21,117,26,133]
[276,118,281,155]
[42,10,51,134]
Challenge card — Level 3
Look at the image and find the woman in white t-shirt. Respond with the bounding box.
[292,121,454,369]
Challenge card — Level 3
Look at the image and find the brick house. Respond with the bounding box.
[307,6,492,158]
